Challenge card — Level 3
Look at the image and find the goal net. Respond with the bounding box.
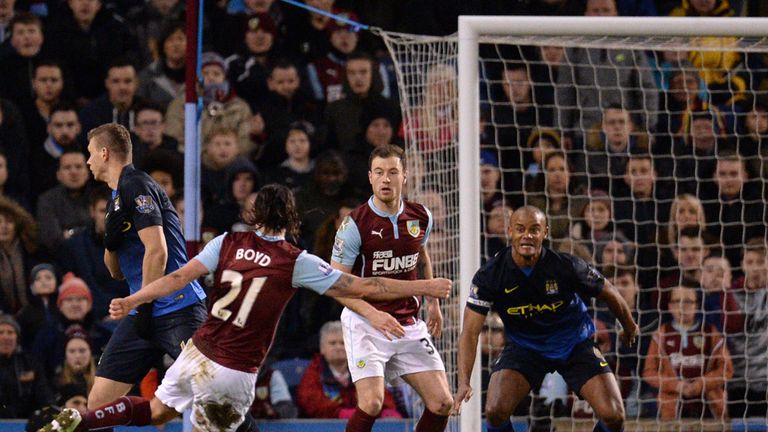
[377,17,768,432]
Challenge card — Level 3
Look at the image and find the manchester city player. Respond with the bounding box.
[84,123,207,411]
[453,206,638,432]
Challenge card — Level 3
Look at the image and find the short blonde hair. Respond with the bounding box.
[667,194,706,245]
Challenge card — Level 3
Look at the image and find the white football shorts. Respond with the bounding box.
[155,341,257,432]
[341,308,445,384]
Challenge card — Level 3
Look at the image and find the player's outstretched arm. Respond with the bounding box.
[598,281,639,347]
[325,273,451,301]
[109,259,209,319]
[453,306,486,415]
[328,261,406,340]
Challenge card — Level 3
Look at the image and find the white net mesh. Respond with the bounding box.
[378,27,768,430]
[377,30,462,430]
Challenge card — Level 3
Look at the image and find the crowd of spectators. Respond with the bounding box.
[0,0,767,424]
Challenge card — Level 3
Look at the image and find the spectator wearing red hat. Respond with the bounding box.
[166,51,254,153]
[31,273,111,383]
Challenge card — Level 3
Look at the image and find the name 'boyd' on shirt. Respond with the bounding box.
[235,248,272,266]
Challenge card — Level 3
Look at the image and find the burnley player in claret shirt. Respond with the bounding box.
[331,145,454,432]
[453,206,639,432]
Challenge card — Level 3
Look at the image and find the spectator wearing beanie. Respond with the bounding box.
[225,13,282,108]
[54,324,96,392]
[0,313,54,419]
[16,263,59,350]
[31,273,109,383]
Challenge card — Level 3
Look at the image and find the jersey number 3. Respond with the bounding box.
[211,270,266,328]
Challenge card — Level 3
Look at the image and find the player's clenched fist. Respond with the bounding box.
[422,278,451,299]
[109,297,134,320]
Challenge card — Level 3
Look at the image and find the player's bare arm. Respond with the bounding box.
[109,259,209,319]
[453,306,486,414]
[419,245,444,338]
[138,225,168,288]
[104,249,124,280]
[598,280,639,347]
[330,260,407,339]
[325,273,451,301]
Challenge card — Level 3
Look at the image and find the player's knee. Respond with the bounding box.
[425,395,454,416]
[485,400,513,425]
[599,401,625,429]
[87,392,105,410]
[358,398,384,417]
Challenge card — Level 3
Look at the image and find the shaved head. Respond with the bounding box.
[509,205,549,265]
[511,205,547,225]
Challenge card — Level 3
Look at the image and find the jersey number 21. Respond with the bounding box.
[211,270,265,328]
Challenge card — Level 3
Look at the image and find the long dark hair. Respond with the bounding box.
[246,184,300,239]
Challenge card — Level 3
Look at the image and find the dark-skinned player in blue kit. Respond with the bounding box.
[453,206,639,432]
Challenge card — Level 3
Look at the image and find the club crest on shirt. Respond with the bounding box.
[356,359,366,369]
[406,220,420,238]
[135,195,155,214]
[545,280,559,296]
[693,335,704,349]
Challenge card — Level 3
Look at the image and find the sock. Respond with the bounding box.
[344,407,376,432]
[593,420,622,432]
[415,409,449,432]
[486,419,513,432]
[234,412,259,432]
[84,396,152,430]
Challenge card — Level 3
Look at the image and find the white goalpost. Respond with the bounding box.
[379,15,768,432]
